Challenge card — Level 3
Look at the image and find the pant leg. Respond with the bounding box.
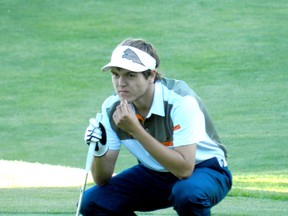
[80,164,178,216]
[170,157,232,216]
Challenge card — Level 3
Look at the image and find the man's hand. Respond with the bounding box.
[112,99,141,135]
[84,114,108,157]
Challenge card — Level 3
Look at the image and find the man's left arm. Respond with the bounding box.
[112,99,197,179]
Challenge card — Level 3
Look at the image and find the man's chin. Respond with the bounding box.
[124,99,133,103]
[118,96,132,103]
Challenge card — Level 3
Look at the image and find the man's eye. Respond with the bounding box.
[111,73,119,78]
[127,74,135,78]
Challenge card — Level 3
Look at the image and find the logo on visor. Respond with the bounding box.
[122,48,144,66]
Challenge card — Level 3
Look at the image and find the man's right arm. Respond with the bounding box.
[84,113,120,185]
[91,150,119,185]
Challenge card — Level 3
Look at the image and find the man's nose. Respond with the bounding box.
[118,76,127,86]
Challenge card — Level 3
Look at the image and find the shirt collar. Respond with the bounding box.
[146,81,165,118]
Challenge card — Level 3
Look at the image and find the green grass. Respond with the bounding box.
[1,0,288,215]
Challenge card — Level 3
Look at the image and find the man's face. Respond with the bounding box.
[110,67,152,103]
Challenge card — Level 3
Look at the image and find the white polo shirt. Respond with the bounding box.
[100,78,227,172]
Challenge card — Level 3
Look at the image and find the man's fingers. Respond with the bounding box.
[117,99,129,114]
[113,99,135,126]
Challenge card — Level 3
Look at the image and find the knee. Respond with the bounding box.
[80,194,106,216]
[172,185,211,206]
[170,184,211,215]
[79,193,94,216]
[79,187,104,216]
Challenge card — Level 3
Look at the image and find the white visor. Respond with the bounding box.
[101,46,156,72]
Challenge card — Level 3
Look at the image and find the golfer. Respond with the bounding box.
[81,38,232,216]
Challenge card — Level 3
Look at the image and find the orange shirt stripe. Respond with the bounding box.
[173,124,181,131]
[136,114,144,124]
[161,141,173,146]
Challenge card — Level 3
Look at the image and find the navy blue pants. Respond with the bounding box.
[80,157,232,216]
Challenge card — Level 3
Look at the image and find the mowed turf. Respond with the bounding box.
[0,0,287,215]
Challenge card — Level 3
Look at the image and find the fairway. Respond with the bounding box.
[1,0,287,215]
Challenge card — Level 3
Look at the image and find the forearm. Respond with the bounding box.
[91,151,118,185]
[130,125,195,179]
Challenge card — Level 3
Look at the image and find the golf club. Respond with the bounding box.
[75,114,102,216]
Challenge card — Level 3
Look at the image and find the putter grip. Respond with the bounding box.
[84,113,102,172]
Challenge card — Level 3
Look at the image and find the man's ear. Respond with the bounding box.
[148,70,156,83]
